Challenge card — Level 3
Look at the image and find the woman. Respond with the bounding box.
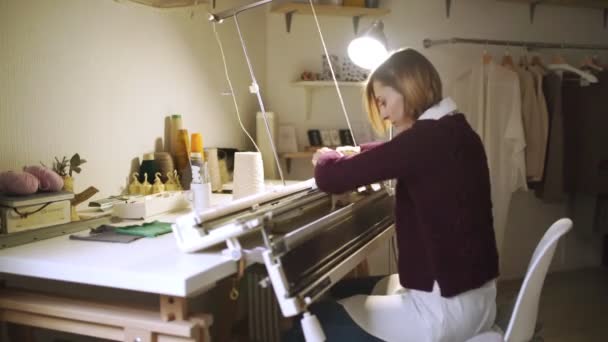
[289,48,499,342]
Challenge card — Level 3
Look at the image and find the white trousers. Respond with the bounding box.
[338,275,497,342]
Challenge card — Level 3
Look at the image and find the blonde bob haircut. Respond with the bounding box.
[364,48,443,135]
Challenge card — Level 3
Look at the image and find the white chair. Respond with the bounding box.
[467,218,573,342]
[466,332,505,342]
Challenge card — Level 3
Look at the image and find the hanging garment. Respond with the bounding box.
[562,71,608,195]
[450,63,527,255]
[561,71,608,236]
[339,274,497,342]
[514,66,547,182]
[535,72,567,202]
[527,66,550,183]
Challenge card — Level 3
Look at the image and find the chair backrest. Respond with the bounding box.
[504,218,573,342]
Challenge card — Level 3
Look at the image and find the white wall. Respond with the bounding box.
[264,0,608,278]
[0,0,266,200]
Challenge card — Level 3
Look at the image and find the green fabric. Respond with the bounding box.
[115,220,172,238]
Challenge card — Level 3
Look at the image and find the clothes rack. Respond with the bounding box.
[423,37,608,51]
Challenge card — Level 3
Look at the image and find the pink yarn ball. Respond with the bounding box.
[0,171,40,195]
[23,165,64,192]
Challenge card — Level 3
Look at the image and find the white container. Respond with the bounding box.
[112,192,189,220]
[190,183,211,214]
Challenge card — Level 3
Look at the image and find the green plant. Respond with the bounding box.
[68,153,86,177]
[48,154,87,177]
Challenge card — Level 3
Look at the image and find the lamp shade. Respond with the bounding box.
[347,20,388,70]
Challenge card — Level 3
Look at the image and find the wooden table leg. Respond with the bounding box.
[160,295,188,322]
[159,295,213,341]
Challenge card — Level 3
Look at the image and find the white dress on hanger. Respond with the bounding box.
[449,62,527,257]
[513,66,545,182]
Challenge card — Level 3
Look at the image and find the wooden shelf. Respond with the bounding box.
[281,151,314,159]
[270,2,390,33]
[499,0,608,26]
[127,0,208,8]
[281,151,315,173]
[292,81,365,119]
[271,3,390,17]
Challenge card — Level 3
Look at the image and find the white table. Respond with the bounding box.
[0,182,293,342]
[0,210,236,298]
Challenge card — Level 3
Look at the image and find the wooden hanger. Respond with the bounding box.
[531,54,544,67]
[551,49,567,64]
[501,49,515,69]
[519,54,529,68]
[482,50,493,65]
[482,42,493,65]
[518,46,532,68]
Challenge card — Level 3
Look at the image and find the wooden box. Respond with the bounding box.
[0,192,73,234]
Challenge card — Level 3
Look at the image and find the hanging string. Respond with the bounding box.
[233,14,286,186]
[212,22,260,153]
[308,0,357,146]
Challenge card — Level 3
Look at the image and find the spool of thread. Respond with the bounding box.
[205,148,223,192]
[139,153,159,184]
[175,129,191,189]
[256,111,277,179]
[232,152,265,199]
[219,159,230,184]
[169,114,183,158]
[191,133,203,153]
[154,152,174,183]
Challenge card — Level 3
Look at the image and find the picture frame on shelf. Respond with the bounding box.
[329,129,342,146]
[320,130,333,147]
[307,129,323,147]
[339,129,355,145]
[278,125,299,153]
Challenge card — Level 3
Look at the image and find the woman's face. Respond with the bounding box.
[372,80,415,134]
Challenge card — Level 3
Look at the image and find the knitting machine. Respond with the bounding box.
[172,179,395,340]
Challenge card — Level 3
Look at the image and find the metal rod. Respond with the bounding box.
[208,0,273,22]
[233,14,286,186]
[423,37,608,51]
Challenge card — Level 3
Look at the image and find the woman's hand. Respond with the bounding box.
[336,145,361,156]
[312,147,336,166]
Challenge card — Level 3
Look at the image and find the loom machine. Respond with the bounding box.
[173,179,395,341]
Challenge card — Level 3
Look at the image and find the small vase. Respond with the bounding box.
[63,176,74,192]
[62,176,79,221]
